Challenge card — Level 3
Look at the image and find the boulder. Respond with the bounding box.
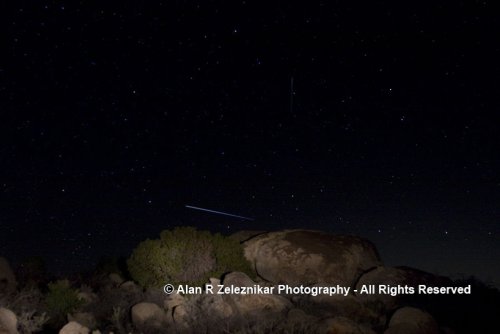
[108,273,124,285]
[67,313,96,330]
[0,258,17,295]
[222,272,292,318]
[318,316,376,334]
[355,266,452,311]
[59,321,89,334]
[244,230,381,286]
[194,281,235,320]
[120,281,141,293]
[164,291,185,311]
[131,302,167,329]
[286,308,318,328]
[0,308,18,334]
[306,289,385,326]
[384,307,440,334]
[171,304,189,327]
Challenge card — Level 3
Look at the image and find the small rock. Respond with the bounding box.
[68,313,96,330]
[59,321,90,334]
[385,307,440,334]
[0,308,18,334]
[208,277,220,287]
[131,302,167,329]
[120,281,140,293]
[109,273,124,285]
[164,292,185,311]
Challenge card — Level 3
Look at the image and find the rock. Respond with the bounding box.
[144,287,167,306]
[203,294,235,319]
[171,304,189,325]
[244,230,381,286]
[163,291,185,311]
[222,272,292,317]
[68,313,96,330]
[318,316,376,334]
[384,307,440,334]
[120,281,141,293]
[286,308,318,327]
[0,308,18,334]
[108,273,124,285]
[193,283,235,321]
[356,266,452,311]
[223,271,256,287]
[306,289,384,325]
[131,302,167,329]
[208,277,220,287]
[59,321,90,334]
[0,258,17,295]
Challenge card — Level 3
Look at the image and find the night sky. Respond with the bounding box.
[1,2,499,285]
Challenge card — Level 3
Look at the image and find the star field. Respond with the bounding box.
[0,1,499,283]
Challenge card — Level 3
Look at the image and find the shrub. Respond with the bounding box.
[44,280,83,326]
[17,310,49,334]
[127,226,254,288]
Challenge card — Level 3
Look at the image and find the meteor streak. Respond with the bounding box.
[185,205,254,221]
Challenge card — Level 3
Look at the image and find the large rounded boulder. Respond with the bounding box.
[355,266,452,311]
[243,230,381,286]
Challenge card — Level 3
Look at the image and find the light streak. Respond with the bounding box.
[185,205,254,221]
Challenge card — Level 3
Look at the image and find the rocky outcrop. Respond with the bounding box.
[384,307,440,334]
[0,229,491,334]
[0,308,18,334]
[244,230,381,286]
[0,258,17,295]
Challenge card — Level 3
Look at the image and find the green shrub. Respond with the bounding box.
[127,226,254,288]
[44,280,83,325]
[211,233,254,278]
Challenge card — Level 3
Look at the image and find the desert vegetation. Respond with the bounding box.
[127,226,254,288]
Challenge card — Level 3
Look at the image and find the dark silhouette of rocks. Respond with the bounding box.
[0,229,498,333]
